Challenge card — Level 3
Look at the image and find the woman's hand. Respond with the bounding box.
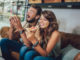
[26,27,38,43]
[27,29,35,40]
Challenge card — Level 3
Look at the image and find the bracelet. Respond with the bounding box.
[32,41,39,48]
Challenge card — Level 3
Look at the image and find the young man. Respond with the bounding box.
[0,5,42,60]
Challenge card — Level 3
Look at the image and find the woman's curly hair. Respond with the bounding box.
[40,10,59,49]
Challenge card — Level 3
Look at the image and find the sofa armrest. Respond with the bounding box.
[11,51,19,60]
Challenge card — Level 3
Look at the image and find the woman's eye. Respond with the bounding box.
[40,19,42,21]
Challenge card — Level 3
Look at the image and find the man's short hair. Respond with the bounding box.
[31,4,42,16]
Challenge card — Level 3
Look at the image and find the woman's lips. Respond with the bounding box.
[40,23,44,26]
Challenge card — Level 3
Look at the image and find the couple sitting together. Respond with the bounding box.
[0,5,80,60]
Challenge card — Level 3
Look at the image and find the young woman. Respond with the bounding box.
[19,10,61,60]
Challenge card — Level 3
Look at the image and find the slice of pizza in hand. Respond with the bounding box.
[25,26,39,32]
[29,27,37,32]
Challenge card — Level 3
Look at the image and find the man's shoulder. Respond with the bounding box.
[21,20,27,26]
[21,20,29,28]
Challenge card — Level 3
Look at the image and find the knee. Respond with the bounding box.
[0,38,9,46]
[20,46,29,56]
[24,50,37,60]
[34,56,41,60]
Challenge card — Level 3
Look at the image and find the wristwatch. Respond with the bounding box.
[19,29,25,34]
[32,41,39,48]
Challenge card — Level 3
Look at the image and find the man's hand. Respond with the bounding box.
[9,17,15,40]
[9,16,21,40]
[10,17,15,30]
[10,16,23,31]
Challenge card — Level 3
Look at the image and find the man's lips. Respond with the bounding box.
[27,15,30,18]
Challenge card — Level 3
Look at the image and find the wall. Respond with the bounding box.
[43,8,80,34]
[0,16,10,29]
[0,9,80,34]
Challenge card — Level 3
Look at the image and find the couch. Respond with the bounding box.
[0,27,80,60]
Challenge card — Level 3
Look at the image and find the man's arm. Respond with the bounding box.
[19,30,31,47]
[9,18,15,40]
[9,27,14,40]
[10,16,31,47]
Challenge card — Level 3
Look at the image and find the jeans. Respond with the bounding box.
[20,46,40,60]
[20,46,56,60]
[34,56,56,60]
[19,46,31,60]
[0,38,23,60]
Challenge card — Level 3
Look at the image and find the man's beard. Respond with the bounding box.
[27,17,36,23]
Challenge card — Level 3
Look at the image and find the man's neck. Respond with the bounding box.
[29,22,37,27]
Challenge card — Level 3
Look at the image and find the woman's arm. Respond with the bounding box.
[31,31,60,56]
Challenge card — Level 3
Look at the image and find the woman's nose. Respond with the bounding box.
[39,20,42,23]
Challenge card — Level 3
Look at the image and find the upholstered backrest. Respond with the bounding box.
[60,32,80,50]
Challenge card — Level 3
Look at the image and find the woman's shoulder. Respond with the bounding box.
[52,30,60,36]
[50,31,60,42]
